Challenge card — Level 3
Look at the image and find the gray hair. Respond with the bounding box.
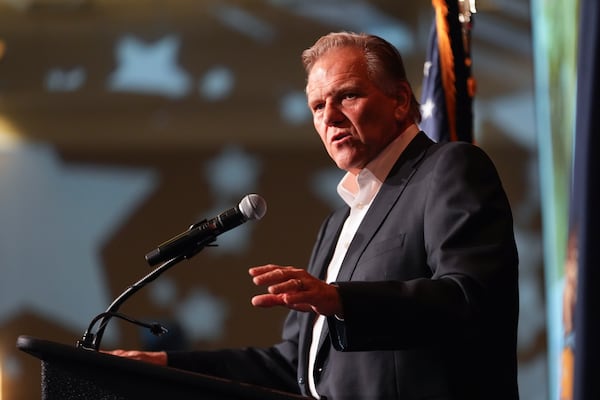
[302,32,421,123]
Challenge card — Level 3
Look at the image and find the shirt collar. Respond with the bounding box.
[337,124,420,207]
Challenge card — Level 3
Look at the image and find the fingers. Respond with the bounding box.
[248,264,282,277]
[282,282,343,317]
[251,266,310,306]
[251,291,313,313]
[268,277,306,295]
[249,265,306,288]
[249,265,311,310]
[251,293,286,307]
[249,264,297,281]
[248,264,341,315]
[251,279,309,306]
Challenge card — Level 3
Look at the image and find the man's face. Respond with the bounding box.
[306,47,408,174]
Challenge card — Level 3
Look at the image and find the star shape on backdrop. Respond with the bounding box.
[146,277,229,343]
[175,288,229,341]
[212,4,275,43]
[0,142,156,341]
[204,145,262,201]
[203,145,263,254]
[107,34,192,99]
[198,66,235,101]
[310,167,346,210]
[45,67,86,92]
[280,90,312,125]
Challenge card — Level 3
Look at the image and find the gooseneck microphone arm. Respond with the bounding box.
[78,227,219,351]
[77,254,187,351]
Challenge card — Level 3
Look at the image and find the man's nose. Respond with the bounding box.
[324,103,344,126]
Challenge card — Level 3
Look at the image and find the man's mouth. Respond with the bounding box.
[331,132,352,144]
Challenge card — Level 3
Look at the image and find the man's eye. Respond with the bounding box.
[313,103,325,111]
[343,93,357,99]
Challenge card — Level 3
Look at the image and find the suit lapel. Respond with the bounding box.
[336,132,433,283]
[309,208,349,280]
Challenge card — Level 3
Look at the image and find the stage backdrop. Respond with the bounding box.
[1,1,542,399]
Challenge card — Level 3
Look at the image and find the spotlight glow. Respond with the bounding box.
[0,116,23,150]
[0,39,6,60]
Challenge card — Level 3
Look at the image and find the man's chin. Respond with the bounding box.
[329,149,365,172]
[334,160,362,175]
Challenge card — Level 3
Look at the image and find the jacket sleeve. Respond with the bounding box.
[166,309,301,394]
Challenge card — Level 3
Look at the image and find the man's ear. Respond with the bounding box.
[394,82,412,120]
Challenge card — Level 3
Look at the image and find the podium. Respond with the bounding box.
[17,335,311,400]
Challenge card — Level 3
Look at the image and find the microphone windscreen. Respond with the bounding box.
[239,194,267,220]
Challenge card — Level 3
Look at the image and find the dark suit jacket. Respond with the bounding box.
[168,132,520,400]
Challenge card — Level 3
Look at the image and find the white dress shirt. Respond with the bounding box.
[307,125,419,398]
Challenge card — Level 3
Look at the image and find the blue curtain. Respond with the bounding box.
[572,0,600,399]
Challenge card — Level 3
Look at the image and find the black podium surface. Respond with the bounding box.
[17,335,311,400]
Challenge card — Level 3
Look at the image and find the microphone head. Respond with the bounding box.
[239,194,267,221]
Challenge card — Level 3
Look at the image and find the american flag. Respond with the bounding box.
[420,0,475,143]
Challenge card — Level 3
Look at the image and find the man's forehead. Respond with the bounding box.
[306,50,368,92]
[307,74,363,95]
[309,47,365,72]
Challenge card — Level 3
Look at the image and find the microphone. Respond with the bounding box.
[144,194,267,266]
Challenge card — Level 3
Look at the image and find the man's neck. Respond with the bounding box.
[339,123,419,196]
